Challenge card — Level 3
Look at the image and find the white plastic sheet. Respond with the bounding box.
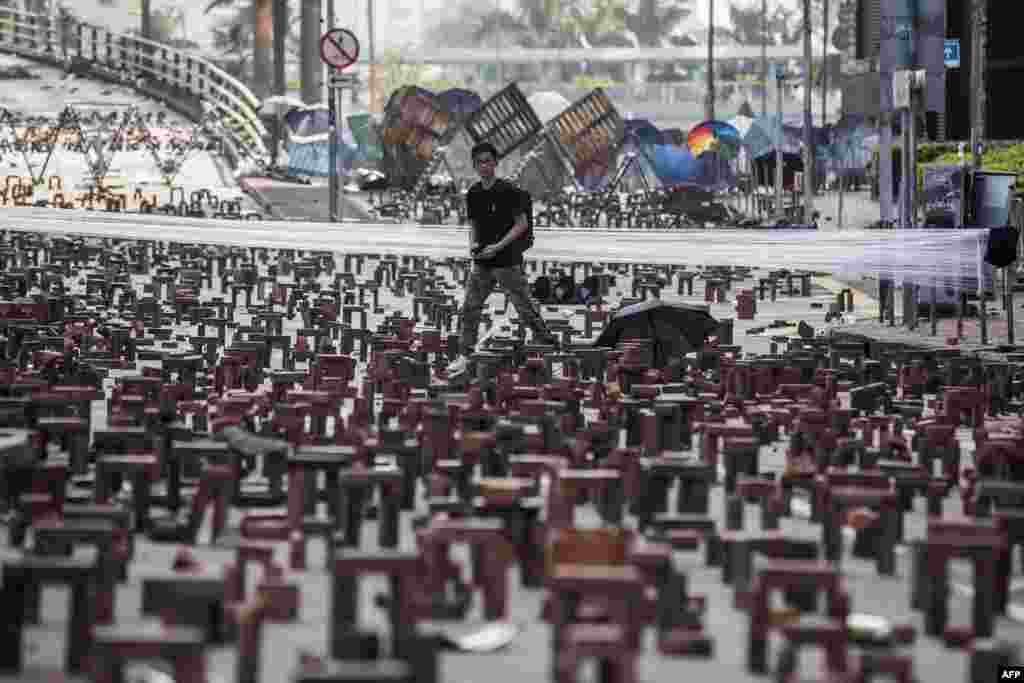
[0,209,999,289]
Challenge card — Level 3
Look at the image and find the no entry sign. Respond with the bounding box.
[320,28,360,70]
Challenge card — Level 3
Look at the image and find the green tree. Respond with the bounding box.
[422,1,495,49]
[624,0,692,46]
[469,0,586,82]
[205,0,280,98]
[622,0,694,79]
[379,49,429,100]
[208,1,253,81]
[149,6,199,48]
[567,0,630,47]
[563,0,631,79]
[727,1,800,45]
[425,0,631,84]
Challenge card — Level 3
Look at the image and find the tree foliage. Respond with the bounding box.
[727,0,800,45]
[378,50,429,98]
[569,0,631,48]
[624,0,693,47]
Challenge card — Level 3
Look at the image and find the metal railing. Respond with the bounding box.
[0,6,268,167]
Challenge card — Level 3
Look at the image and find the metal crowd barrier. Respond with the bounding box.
[882,196,1024,348]
[0,6,268,168]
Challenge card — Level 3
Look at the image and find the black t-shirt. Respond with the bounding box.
[466,178,529,267]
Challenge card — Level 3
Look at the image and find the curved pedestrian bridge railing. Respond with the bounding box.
[0,6,268,168]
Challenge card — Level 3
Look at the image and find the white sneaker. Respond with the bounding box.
[446,356,468,376]
[476,326,497,350]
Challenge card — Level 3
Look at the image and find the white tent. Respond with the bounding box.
[527,91,571,124]
[728,115,755,139]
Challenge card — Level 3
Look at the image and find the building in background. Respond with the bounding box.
[839,0,944,139]
[841,0,1016,141]
[944,0,1016,141]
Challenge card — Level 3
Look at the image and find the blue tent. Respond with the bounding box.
[436,88,484,123]
[645,144,734,187]
[623,118,661,146]
[828,124,875,174]
[743,115,802,160]
[284,106,332,139]
[286,133,366,177]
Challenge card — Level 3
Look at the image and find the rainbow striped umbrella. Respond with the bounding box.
[686,120,742,160]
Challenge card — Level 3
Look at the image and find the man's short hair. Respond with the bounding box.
[471,142,499,161]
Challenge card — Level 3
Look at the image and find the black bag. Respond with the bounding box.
[514,183,534,250]
[985,226,1020,268]
[531,275,552,301]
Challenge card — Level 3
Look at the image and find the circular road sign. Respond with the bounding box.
[320,28,360,70]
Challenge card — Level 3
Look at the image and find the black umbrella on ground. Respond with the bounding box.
[594,300,719,368]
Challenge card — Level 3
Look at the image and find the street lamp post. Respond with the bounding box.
[761,0,768,117]
[802,0,814,222]
[776,68,784,220]
[495,0,502,88]
[368,0,376,113]
[970,0,986,169]
[325,1,334,102]
[272,0,287,169]
[706,0,715,121]
[822,0,829,127]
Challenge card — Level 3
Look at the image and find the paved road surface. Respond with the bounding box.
[239,176,378,222]
[0,214,1020,683]
[814,189,882,231]
[9,43,1019,683]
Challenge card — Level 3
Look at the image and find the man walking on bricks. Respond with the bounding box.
[447,142,558,376]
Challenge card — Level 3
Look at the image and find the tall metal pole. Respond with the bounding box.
[971,0,987,333]
[970,0,986,169]
[367,0,376,113]
[910,86,918,227]
[337,82,345,223]
[140,0,152,40]
[821,0,829,127]
[329,78,338,222]
[838,146,844,227]
[495,0,502,88]
[901,96,911,229]
[880,111,892,226]
[253,0,274,100]
[273,0,286,97]
[325,0,334,105]
[299,0,321,104]
[706,0,715,121]
[272,0,287,169]
[776,72,784,220]
[801,0,814,221]
[761,0,768,117]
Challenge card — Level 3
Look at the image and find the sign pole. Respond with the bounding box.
[327,74,356,223]
[913,82,921,227]
[903,106,911,229]
[329,73,339,223]
[837,145,845,228]
[970,0,987,170]
[336,79,345,223]
[775,68,784,221]
[318,27,360,225]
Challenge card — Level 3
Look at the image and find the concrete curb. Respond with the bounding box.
[236,177,379,222]
[237,177,282,220]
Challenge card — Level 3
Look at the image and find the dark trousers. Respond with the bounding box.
[459,262,552,351]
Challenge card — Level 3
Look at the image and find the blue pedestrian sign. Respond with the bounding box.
[944,39,960,69]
